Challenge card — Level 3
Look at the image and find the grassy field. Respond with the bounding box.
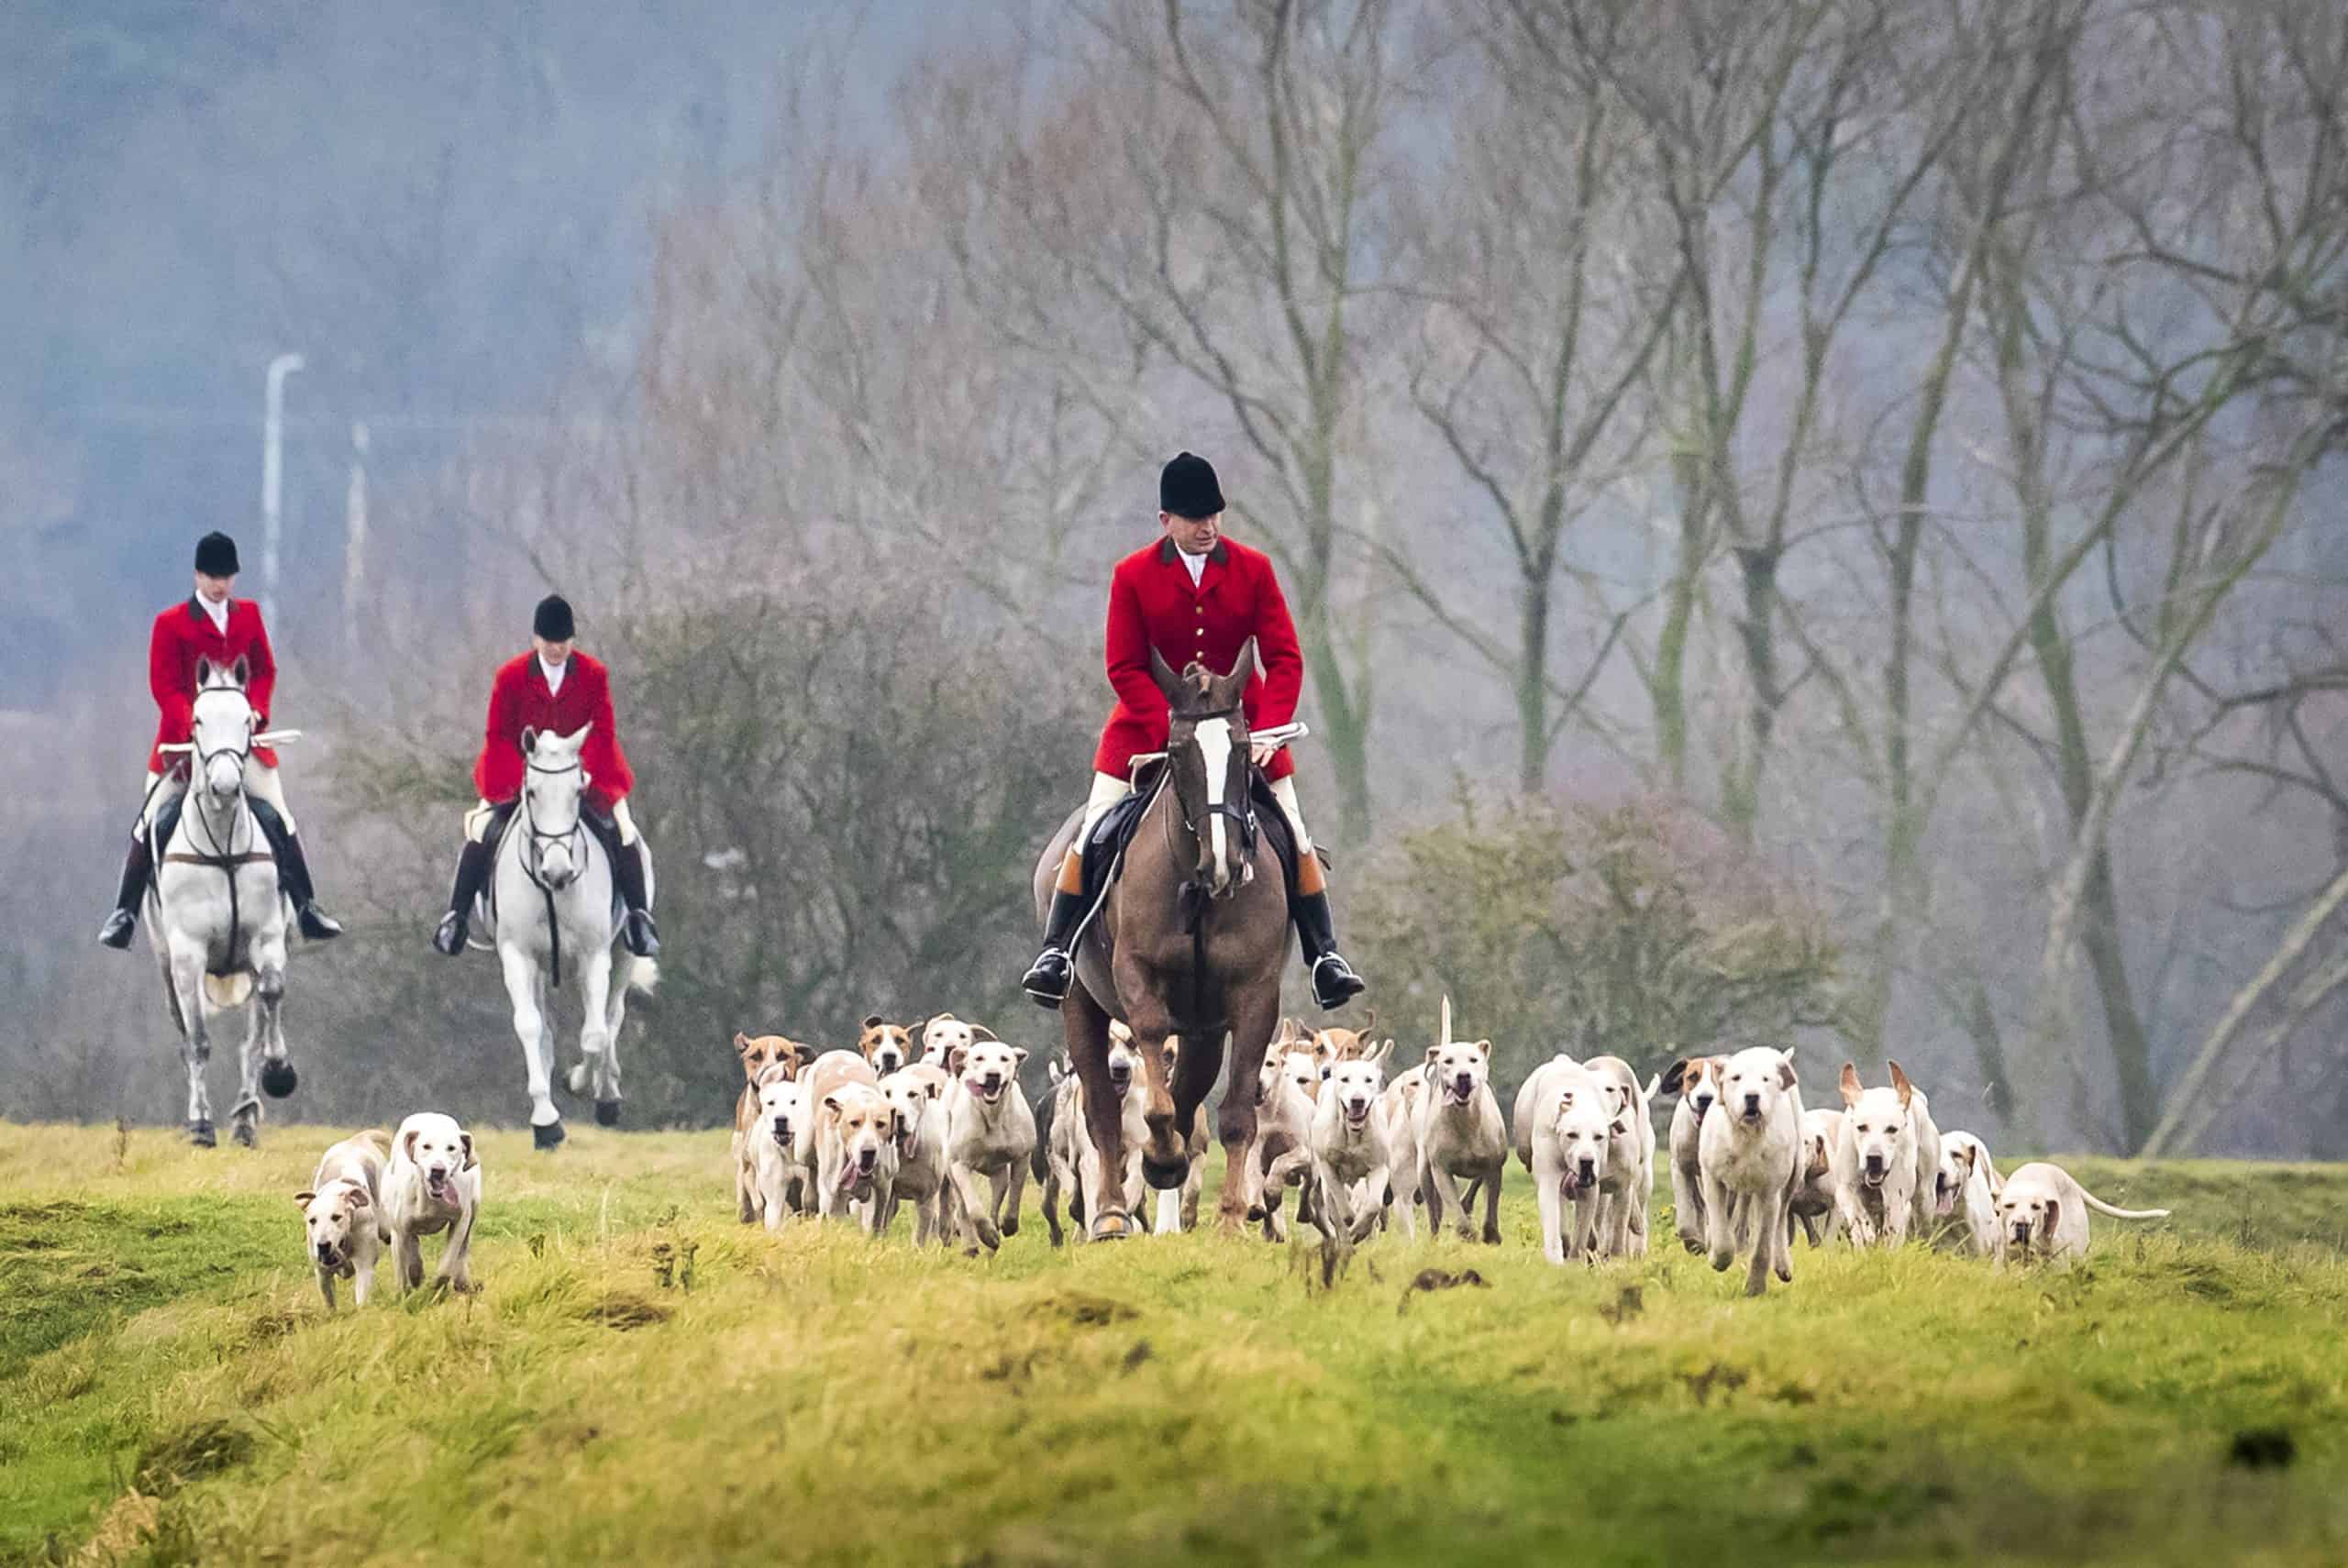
[4,1123,2346,1567]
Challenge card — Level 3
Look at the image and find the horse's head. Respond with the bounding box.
[1149,639,1256,899]
[521,723,592,887]
[190,656,256,803]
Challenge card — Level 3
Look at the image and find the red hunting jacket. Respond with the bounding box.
[1094,536,1304,784]
[472,651,637,813]
[149,597,280,773]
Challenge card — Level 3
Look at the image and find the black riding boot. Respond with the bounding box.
[587,811,660,958]
[1292,890,1366,1010]
[249,800,341,941]
[1023,887,1090,1010]
[433,837,496,956]
[96,834,153,949]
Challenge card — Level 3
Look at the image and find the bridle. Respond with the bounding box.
[1160,704,1258,879]
[182,682,259,859]
[519,756,588,892]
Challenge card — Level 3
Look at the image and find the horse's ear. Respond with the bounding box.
[195,656,214,689]
[230,655,249,689]
[1213,637,1257,705]
[1148,646,1183,704]
[521,725,540,756]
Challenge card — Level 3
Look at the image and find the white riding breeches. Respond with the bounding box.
[467,795,637,845]
[143,762,296,834]
[1076,769,1312,855]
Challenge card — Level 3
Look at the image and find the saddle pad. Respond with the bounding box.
[1085,768,1300,899]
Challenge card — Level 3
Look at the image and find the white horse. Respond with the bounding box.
[472,723,657,1148]
[147,657,297,1147]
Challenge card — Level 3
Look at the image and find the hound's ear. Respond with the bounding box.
[923,1077,946,1101]
[402,1128,420,1164]
[294,1190,316,1208]
[1888,1059,1914,1109]
[1368,1037,1394,1066]
[861,1014,883,1032]
[1776,1053,1797,1092]
[1474,1039,1493,1061]
[521,724,540,756]
[969,1024,999,1043]
[823,1093,845,1115]
[1838,1062,1862,1108]
[1424,1044,1441,1067]
[460,1132,477,1171]
[2041,1198,2058,1234]
[230,655,249,688]
[1610,1117,1631,1139]
[733,1031,753,1054]
[1148,646,1184,703]
[1660,1057,1690,1097]
[1012,1047,1030,1066]
[346,1187,371,1209]
[947,1046,969,1077]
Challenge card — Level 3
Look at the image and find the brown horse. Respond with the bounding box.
[1030,641,1290,1238]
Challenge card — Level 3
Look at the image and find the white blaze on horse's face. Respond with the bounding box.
[1193,715,1236,893]
[191,684,253,801]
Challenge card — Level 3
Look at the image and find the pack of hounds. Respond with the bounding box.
[294,1000,2170,1308]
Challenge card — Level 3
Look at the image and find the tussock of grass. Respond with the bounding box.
[3,1124,2347,1566]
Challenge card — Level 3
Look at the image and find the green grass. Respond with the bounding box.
[4,1123,2346,1567]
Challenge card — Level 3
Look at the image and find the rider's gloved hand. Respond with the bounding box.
[1250,740,1277,769]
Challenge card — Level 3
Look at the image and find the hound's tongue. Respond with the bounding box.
[1560,1170,1583,1198]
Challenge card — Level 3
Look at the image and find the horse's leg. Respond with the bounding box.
[579,946,621,1126]
[499,945,562,1146]
[168,940,214,1146]
[1216,991,1281,1233]
[255,944,294,1101]
[1064,984,1129,1240]
[231,996,263,1148]
[1168,1028,1224,1193]
[600,952,632,1119]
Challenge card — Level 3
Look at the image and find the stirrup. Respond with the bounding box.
[98,909,138,950]
[432,911,469,957]
[297,903,343,941]
[1023,947,1074,1010]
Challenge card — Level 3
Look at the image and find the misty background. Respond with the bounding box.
[3,0,2341,1159]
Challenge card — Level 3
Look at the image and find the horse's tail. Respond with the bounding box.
[204,973,255,1010]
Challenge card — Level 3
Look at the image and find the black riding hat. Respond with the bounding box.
[534,594,575,642]
[1159,451,1225,520]
[194,532,240,577]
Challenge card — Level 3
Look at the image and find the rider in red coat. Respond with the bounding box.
[98,531,340,947]
[1023,452,1366,1011]
[430,594,659,958]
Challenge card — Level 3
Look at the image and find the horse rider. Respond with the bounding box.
[97,531,341,948]
[1023,451,1367,1012]
[431,593,659,959]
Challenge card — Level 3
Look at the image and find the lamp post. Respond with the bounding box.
[261,352,305,624]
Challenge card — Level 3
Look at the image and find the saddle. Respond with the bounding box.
[1081,765,1301,909]
[478,801,629,929]
[148,790,283,881]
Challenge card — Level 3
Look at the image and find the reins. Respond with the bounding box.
[515,755,593,988]
[158,681,270,970]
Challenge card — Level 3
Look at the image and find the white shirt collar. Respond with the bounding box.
[197,594,230,634]
[538,653,569,695]
[1180,548,1207,585]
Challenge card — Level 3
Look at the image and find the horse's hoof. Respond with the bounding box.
[1141,1154,1189,1191]
[594,1099,621,1127]
[533,1121,566,1152]
[189,1120,216,1149]
[1090,1211,1132,1242]
[260,1060,298,1099]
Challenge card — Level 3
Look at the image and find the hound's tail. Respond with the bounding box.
[1439,995,1453,1051]
[2078,1187,2169,1221]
